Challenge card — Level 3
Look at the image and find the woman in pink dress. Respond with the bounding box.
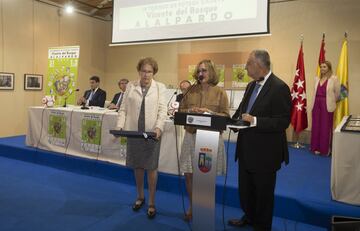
[310,61,340,156]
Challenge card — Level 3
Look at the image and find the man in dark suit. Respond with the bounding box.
[77,76,106,107]
[228,50,291,231]
[108,78,129,110]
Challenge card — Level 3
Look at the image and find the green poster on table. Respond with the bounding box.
[81,114,102,153]
[46,46,80,106]
[48,111,67,147]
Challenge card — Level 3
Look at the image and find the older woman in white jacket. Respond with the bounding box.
[310,61,340,156]
[116,57,167,218]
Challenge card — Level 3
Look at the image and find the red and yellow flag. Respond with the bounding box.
[316,34,326,77]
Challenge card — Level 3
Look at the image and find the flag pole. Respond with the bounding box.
[334,31,349,127]
[291,34,306,149]
[291,132,305,148]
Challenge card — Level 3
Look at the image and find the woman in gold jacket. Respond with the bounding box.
[179,59,230,221]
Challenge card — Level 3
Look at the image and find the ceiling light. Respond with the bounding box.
[65,4,74,14]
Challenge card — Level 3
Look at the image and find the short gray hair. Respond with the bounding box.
[118,78,129,84]
[253,50,271,70]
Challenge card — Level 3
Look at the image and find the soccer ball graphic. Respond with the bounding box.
[42,95,55,107]
[168,101,179,116]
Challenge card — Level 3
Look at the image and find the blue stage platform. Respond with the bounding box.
[0,135,359,230]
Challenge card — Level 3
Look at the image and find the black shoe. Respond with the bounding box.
[228,216,252,227]
[147,205,156,219]
[132,198,145,211]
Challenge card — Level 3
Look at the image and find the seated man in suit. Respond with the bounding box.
[108,78,129,110]
[175,80,191,103]
[77,76,106,107]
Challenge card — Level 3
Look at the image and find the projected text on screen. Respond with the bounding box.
[112,0,268,44]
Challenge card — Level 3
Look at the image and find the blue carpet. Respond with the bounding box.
[0,135,359,230]
[0,155,325,231]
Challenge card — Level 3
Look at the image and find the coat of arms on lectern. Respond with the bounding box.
[198,150,212,173]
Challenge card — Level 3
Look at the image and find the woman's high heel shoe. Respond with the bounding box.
[132,198,145,211]
[147,205,156,219]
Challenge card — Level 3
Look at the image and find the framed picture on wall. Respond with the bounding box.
[0,72,15,90]
[24,74,43,90]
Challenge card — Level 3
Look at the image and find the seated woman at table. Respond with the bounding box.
[179,59,230,221]
[116,57,167,218]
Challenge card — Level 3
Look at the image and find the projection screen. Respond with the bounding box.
[112,0,269,45]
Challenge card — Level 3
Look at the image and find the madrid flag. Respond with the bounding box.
[291,43,308,133]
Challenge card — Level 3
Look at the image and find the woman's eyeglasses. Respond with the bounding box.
[140,70,154,75]
[197,68,208,74]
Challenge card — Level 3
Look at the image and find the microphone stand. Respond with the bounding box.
[63,97,68,107]
[63,89,79,107]
[178,77,202,107]
[167,89,178,109]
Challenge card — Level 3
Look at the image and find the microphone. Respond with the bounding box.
[167,89,178,117]
[167,90,178,109]
[178,80,199,110]
[176,74,203,113]
[63,88,79,107]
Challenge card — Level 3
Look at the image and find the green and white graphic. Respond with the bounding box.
[81,114,102,153]
[46,46,80,106]
[48,111,67,147]
[216,64,225,87]
[187,65,197,84]
[232,64,250,88]
[119,137,127,159]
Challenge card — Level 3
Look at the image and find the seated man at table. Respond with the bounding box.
[108,78,129,110]
[176,80,191,103]
[77,76,106,107]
